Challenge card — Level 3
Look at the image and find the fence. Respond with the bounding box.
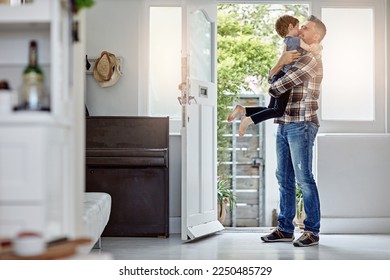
[221,94,266,227]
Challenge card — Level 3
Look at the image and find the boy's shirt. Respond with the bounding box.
[284,36,307,54]
[282,36,308,73]
[269,53,323,126]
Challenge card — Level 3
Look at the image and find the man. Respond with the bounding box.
[260,15,327,247]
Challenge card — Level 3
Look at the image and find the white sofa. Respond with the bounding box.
[83,192,111,251]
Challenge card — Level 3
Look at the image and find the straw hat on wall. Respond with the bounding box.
[93,51,122,88]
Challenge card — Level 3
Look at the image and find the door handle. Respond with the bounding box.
[188,96,197,105]
[178,95,197,105]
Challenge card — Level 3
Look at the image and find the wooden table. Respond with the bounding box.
[0,238,91,260]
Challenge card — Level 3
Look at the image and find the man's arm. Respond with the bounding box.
[269,50,301,78]
[300,40,323,56]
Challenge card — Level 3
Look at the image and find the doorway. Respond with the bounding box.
[216,3,310,227]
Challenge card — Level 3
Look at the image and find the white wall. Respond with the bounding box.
[168,135,182,233]
[387,0,390,133]
[85,0,140,116]
[85,0,182,233]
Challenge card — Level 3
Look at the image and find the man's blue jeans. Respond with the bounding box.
[275,122,321,235]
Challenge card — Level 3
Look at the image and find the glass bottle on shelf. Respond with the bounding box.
[16,40,49,111]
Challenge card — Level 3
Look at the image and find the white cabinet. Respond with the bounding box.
[0,0,83,240]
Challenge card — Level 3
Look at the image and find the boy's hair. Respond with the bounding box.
[275,15,299,38]
[308,15,327,42]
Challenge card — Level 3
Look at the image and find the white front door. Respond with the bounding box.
[180,0,223,240]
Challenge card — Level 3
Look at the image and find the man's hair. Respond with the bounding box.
[308,15,327,42]
[275,15,299,38]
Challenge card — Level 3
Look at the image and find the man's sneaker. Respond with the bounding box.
[293,231,319,247]
[261,228,294,242]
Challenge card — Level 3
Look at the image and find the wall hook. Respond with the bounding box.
[86,55,91,71]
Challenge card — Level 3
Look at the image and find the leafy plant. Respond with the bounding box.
[217,4,278,177]
[71,0,95,13]
[217,178,236,217]
[296,187,304,219]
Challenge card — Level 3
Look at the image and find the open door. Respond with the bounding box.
[180,0,223,240]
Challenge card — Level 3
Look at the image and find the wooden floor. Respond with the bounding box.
[91,227,390,260]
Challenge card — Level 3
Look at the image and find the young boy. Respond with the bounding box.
[227,15,321,137]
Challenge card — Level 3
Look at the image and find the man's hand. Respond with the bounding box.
[310,44,323,57]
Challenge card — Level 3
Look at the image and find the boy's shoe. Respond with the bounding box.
[261,228,295,242]
[293,231,319,247]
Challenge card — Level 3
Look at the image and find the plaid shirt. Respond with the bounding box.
[269,53,323,126]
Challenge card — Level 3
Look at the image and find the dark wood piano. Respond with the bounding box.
[85,116,169,237]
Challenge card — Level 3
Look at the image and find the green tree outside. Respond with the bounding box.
[217,3,309,179]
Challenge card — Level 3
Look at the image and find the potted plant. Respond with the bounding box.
[294,187,305,229]
[71,0,95,13]
[217,178,236,224]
